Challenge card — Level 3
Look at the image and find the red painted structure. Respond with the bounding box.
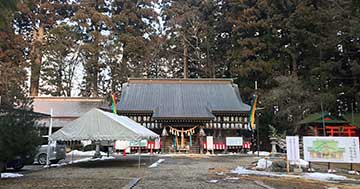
[299,112,359,138]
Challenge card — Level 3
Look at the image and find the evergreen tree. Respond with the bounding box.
[0,0,28,108]
[14,0,76,96]
[0,108,41,174]
[73,0,111,97]
[0,1,40,174]
[41,25,81,96]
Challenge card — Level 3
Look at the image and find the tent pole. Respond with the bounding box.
[46,108,53,167]
[138,140,141,168]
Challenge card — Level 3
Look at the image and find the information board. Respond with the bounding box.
[129,139,147,147]
[206,136,214,150]
[226,137,243,146]
[286,136,300,161]
[303,136,360,163]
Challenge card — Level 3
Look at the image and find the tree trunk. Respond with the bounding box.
[182,34,188,79]
[30,26,44,96]
[290,51,297,75]
[92,51,100,97]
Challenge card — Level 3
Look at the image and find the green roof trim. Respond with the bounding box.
[298,112,348,125]
[342,113,360,128]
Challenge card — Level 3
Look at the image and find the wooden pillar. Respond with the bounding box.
[161,136,166,154]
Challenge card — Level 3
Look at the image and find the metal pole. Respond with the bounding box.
[46,108,53,167]
[255,80,259,157]
[138,140,141,168]
[256,112,260,157]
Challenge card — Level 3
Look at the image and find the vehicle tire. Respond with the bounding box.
[38,153,47,165]
[13,160,24,171]
[0,161,5,172]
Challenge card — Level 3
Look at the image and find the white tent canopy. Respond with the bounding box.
[50,108,159,141]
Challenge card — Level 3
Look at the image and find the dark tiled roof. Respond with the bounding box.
[33,97,107,118]
[118,79,250,119]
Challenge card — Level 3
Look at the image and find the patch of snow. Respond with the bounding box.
[1,173,23,178]
[290,159,309,168]
[247,151,270,156]
[134,152,151,156]
[232,167,348,182]
[302,173,347,181]
[256,158,272,169]
[224,176,239,180]
[327,169,337,173]
[149,159,165,168]
[231,167,282,177]
[208,179,218,183]
[44,156,116,168]
[44,162,68,168]
[348,170,359,175]
[70,156,115,164]
[67,150,107,156]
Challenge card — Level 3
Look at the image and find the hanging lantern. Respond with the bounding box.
[161,127,168,137]
[199,128,206,136]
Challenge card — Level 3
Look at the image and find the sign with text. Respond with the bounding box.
[303,137,360,163]
[206,136,214,150]
[286,136,300,161]
[129,139,147,147]
[226,137,243,146]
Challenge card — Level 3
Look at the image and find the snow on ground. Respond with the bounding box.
[45,156,116,168]
[303,173,347,181]
[66,150,107,156]
[256,158,272,169]
[247,151,270,156]
[69,156,115,164]
[289,159,309,168]
[231,167,282,177]
[149,159,165,168]
[1,173,23,179]
[231,166,349,182]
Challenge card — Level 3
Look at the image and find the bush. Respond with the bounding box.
[0,108,41,173]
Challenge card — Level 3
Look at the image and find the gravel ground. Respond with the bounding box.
[136,155,262,189]
[1,155,359,189]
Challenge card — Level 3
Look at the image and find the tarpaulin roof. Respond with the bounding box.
[50,108,159,141]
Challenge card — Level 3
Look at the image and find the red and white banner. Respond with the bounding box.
[243,142,251,149]
[203,142,225,150]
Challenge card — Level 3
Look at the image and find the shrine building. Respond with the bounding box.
[116,78,252,153]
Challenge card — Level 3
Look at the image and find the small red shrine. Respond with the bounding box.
[298,112,359,137]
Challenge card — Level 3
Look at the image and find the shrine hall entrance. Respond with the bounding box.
[162,124,204,153]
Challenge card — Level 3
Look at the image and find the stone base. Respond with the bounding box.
[293,168,303,173]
